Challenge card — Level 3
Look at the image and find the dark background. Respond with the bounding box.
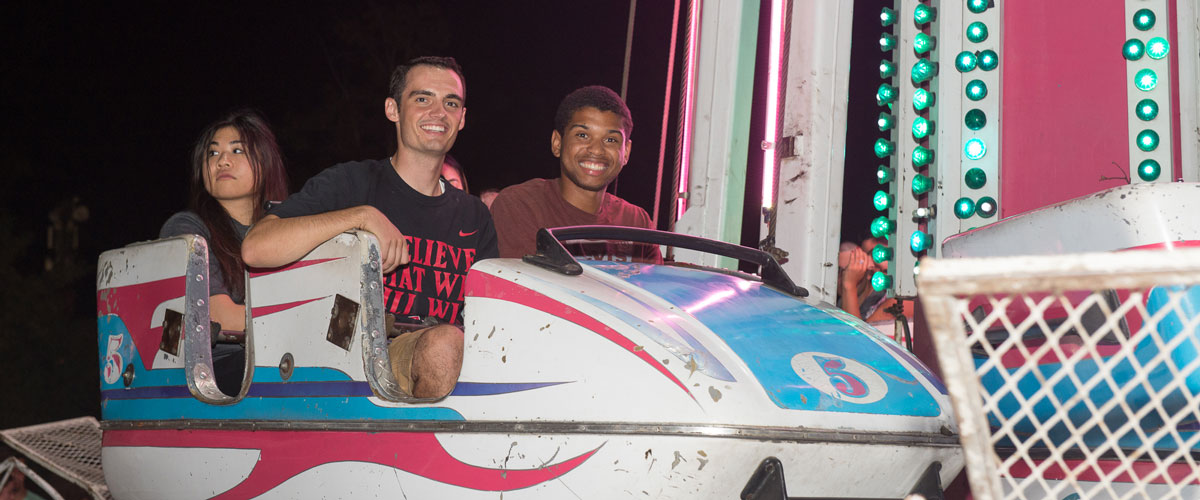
[0,1,882,429]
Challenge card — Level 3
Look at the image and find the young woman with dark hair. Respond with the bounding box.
[159,109,289,395]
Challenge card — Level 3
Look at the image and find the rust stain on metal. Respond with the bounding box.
[708,386,722,402]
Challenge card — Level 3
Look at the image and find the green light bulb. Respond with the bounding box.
[1147,37,1170,60]
[1138,159,1161,181]
[871,245,893,264]
[956,51,978,72]
[879,59,896,79]
[913,88,934,111]
[912,146,933,168]
[964,138,987,160]
[876,165,893,184]
[870,271,892,292]
[954,197,976,219]
[967,0,990,14]
[1123,39,1145,61]
[874,138,895,158]
[877,83,898,105]
[914,4,936,25]
[966,79,988,101]
[964,167,987,189]
[881,7,897,27]
[914,33,935,55]
[873,190,893,211]
[912,116,932,140]
[910,231,931,253]
[977,196,997,218]
[977,50,998,71]
[877,112,895,131]
[912,173,933,195]
[880,33,897,52]
[1137,129,1160,151]
[912,58,937,84]
[1135,69,1158,91]
[1133,9,1156,31]
[1135,99,1159,121]
[870,216,894,238]
[966,22,989,43]
[964,109,987,130]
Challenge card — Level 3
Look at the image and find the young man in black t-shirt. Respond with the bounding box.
[243,56,497,398]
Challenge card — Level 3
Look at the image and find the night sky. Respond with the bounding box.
[1,1,881,427]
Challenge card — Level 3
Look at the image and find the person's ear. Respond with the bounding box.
[384,98,400,123]
[622,139,633,165]
[550,130,562,158]
[458,107,467,131]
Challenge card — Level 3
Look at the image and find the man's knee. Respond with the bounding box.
[419,324,464,361]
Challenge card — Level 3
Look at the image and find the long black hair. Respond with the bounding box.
[188,109,289,299]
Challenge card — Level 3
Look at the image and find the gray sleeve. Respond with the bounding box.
[159,211,231,299]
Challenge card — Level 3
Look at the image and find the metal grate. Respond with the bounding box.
[920,248,1200,500]
[1,416,109,499]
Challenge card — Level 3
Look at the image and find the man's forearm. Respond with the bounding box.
[242,208,366,267]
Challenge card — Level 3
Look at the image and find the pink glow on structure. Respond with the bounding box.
[684,289,736,314]
[761,0,784,210]
[676,0,700,222]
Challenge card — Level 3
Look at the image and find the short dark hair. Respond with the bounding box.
[554,85,633,136]
[388,56,465,102]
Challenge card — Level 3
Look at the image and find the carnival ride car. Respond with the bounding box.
[96,226,962,499]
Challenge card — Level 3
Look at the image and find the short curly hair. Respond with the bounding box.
[553,85,632,136]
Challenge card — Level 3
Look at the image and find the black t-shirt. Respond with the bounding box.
[270,159,498,323]
[160,211,250,304]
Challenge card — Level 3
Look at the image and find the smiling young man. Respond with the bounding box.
[491,85,654,260]
[242,56,497,399]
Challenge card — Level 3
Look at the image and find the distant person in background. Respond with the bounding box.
[160,109,290,395]
[838,237,913,323]
[441,153,468,194]
[491,85,654,260]
[478,188,500,210]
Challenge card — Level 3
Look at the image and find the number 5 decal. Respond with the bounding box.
[791,352,887,404]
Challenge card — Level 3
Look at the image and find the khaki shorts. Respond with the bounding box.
[387,327,432,395]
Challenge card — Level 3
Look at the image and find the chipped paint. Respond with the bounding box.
[708,386,722,402]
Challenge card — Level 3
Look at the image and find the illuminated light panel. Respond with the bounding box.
[1136,99,1159,121]
[1123,39,1145,61]
[873,190,893,211]
[912,146,933,168]
[913,4,936,25]
[1138,159,1162,181]
[964,138,987,160]
[965,80,988,101]
[967,0,989,14]
[871,245,893,264]
[910,230,931,253]
[913,207,932,219]
[874,139,895,158]
[911,58,937,84]
[912,174,932,195]
[964,109,987,130]
[964,168,987,189]
[1136,129,1160,152]
[878,112,895,131]
[912,117,932,140]
[966,22,988,43]
[870,216,894,238]
[1133,9,1156,31]
[880,33,897,52]
[913,89,934,111]
[877,83,898,105]
[913,33,935,55]
[879,59,896,79]
[870,271,892,292]
[676,0,700,221]
[881,7,897,27]
[954,197,976,219]
[876,165,894,184]
[977,50,998,71]
[955,51,977,72]
[1135,69,1158,91]
[761,0,784,211]
[1146,37,1170,60]
[977,196,997,218]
